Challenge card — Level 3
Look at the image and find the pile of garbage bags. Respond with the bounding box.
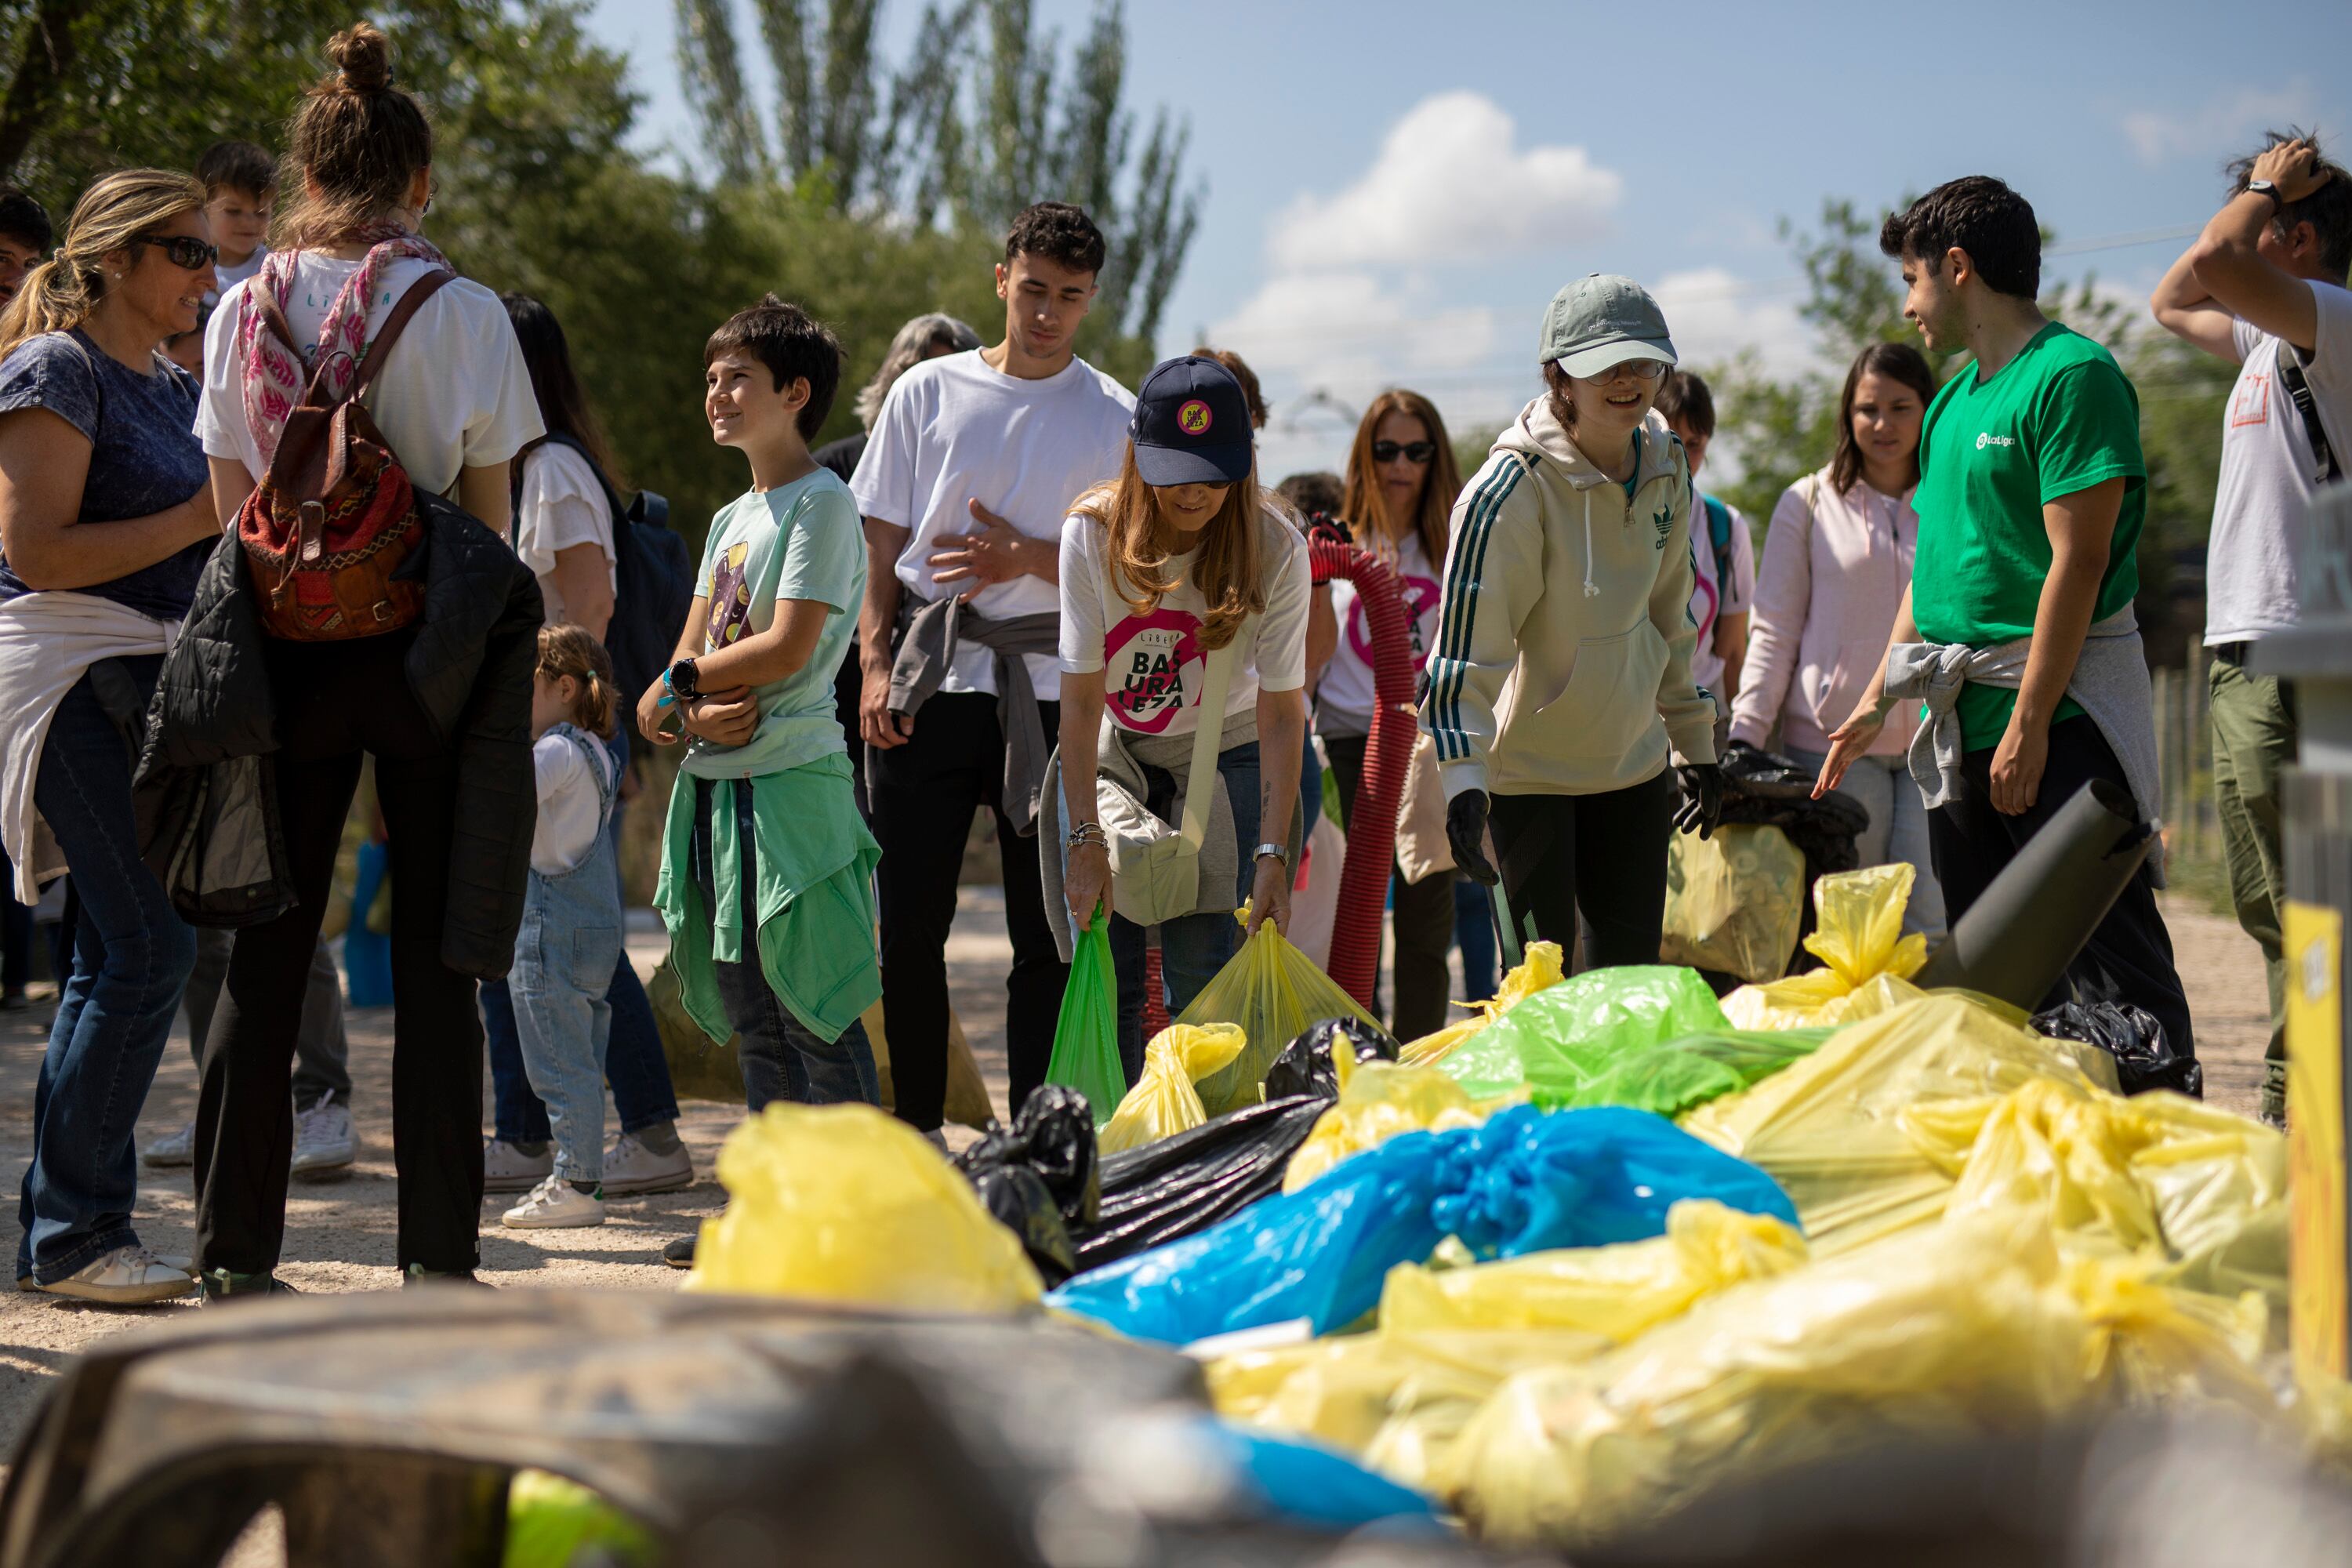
[677,869,2307,1553]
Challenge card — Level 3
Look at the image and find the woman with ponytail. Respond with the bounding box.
[0,168,221,1305]
[164,21,543,1294]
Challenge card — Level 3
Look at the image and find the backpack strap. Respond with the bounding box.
[2277,336,2342,485]
[1700,494,1734,591]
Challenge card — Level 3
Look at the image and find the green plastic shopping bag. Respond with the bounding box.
[1046,910,1127,1127]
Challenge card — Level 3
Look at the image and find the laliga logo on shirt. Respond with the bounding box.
[1177,399,1213,437]
[1976,431,2017,450]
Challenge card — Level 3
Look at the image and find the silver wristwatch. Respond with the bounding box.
[2249,178,2284,210]
[1253,841,1288,865]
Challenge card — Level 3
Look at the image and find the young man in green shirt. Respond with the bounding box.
[1815,176,2193,1065]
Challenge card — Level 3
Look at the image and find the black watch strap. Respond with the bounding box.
[2249,178,2284,210]
[670,657,701,699]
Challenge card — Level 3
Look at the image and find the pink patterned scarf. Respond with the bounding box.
[237,228,452,466]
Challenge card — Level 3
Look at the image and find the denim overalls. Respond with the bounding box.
[510,724,624,1186]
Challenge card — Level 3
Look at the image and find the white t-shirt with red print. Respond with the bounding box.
[1059,505,1312,739]
[1315,531,1441,739]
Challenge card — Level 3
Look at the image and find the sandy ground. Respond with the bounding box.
[0,886,2274,1475]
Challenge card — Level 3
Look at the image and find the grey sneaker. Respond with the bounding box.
[142,1120,197,1168]
[38,1245,192,1305]
[290,1093,356,1179]
[483,1138,553,1194]
[601,1131,694,1196]
[199,1267,299,1304]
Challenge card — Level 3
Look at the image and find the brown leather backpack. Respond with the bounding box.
[237,270,454,641]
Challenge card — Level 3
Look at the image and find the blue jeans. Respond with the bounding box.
[1100,741,1262,1083]
[509,765,625,1185]
[485,804,678,1144]
[16,659,197,1283]
[691,777,877,1109]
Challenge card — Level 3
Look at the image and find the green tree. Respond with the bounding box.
[673,0,1199,343]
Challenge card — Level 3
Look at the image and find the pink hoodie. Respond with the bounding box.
[1727,465,1920,759]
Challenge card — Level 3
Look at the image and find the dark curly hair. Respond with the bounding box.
[1878,176,2041,299]
[705,293,844,439]
[1004,201,1106,278]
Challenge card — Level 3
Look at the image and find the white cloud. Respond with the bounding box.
[1650,267,1817,378]
[1210,270,1500,402]
[2122,81,2318,166]
[1269,92,1621,270]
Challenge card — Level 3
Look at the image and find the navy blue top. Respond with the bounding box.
[0,328,213,619]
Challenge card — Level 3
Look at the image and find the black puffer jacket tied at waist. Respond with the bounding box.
[135,495,543,978]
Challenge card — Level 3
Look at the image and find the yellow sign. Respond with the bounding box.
[2288,899,2347,1379]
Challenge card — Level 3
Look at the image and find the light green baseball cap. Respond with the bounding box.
[1538,273,1677,378]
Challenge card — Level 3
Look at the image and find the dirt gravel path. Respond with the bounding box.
[0,887,2272,1465]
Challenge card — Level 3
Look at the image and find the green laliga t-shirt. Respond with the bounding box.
[1910,321,2146,750]
[681,468,866,781]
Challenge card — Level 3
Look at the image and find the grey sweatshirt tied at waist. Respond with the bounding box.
[880,590,1061,836]
[1881,604,2165,883]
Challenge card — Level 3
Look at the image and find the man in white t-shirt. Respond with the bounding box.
[849,202,1134,1134]
[1656,371,1755,733]
[2152,131,2352,1125]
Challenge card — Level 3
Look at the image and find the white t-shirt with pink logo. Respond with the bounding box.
[1059,505,1312,738]
[1314,531,1441,739]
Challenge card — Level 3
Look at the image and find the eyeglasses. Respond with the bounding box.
[1371,440,1436,464]
[129,234,219,271]
[1588,358,1670,385]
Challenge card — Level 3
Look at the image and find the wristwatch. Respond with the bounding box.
[1253,842,1289,866]
[667,656,702,702]
[2249,178,2284,210]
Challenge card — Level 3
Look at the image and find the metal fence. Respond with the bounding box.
[2151,648,2217,873]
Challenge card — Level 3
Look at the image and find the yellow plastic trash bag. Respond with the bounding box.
[1400,941,1566,1069]
[1681,993,2101,1254]
[1180,913,1382,1116]
[684,1102,1043,1312]
[1281,1062,1501,1193]
[1661,824,1806,984]
[1379,1199,1809,1337]
[1721,863,1928,1029]
[1441,1211,2273,1549]
[1098,1023,1248,1156]
[1209,1328,1609,1493]
[1905,1076,2288,1307]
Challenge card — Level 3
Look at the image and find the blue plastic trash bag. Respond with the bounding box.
[1207,1421,1443,1532]
[1047,1103,1795,1345]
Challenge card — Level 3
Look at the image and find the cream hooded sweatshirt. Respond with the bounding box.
[1422,398,1716,799]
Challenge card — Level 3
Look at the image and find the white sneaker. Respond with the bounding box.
[35,1244,193,1305]
[600,1131,694,1196]
[290,1094,356,1180]
[501,1174,605,1229]
[924,1127,951,1153]
[483,1138,553,1194]
[142,1120,196,1168]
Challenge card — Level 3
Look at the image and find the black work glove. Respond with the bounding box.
[1674,763,1726,840]
[1447,789,1499,886]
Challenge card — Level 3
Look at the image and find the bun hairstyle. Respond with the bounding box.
[281,23,434,249]
[535,622,616,739]
[0,168,205,360]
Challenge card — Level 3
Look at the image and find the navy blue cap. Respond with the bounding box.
[1131,356,1254,486]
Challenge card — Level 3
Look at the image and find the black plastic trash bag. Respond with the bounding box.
[956,1086,1103,1285]
[1071,1098,1331,1272]
[2031,1000,2203,1099]
[1719,744,1871,877]
[1262,1016,1399,1102]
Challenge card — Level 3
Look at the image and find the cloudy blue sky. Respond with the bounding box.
[586,0,2351,477]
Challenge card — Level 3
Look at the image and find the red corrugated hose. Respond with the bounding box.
[1308,531,1415,1010]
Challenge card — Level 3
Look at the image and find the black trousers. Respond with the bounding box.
[1929,714,2195,1061]
[194,631,485,1277]
[1488,769,1676,967]
[868,690,1065,1127]
[1325,735,1457,1043]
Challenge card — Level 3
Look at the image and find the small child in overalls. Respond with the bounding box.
[502,624,626,1230]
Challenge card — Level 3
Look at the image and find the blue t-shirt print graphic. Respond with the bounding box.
[0,329,213,619]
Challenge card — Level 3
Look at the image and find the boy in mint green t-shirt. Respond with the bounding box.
[1816,176,2191,1072]
[634,297,881,1178]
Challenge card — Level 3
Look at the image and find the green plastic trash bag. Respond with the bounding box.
[1047,913,1127,1126]
[1439,966,1730,1102]
[503,1470,654,1568]
[1540,1028,1833,1118]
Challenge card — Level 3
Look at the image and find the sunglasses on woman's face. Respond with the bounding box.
[1372,440,1436,464]
[130,234,220,271]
